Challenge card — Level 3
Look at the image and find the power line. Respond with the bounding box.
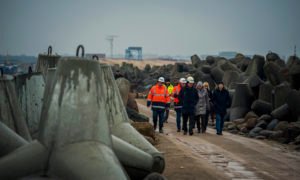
[106,35,118,58]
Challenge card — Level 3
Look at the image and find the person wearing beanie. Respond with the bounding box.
[212,81,231,135]
[194,81,210,133]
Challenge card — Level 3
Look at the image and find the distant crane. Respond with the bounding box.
[106,35,118,58]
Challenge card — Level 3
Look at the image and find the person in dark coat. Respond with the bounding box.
[212,82,231,135]
[179,76,199,135]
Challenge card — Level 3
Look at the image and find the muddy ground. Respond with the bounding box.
[136,99,300,180]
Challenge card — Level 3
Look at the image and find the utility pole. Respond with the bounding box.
[106,35,118,58]
[294,45,297,57]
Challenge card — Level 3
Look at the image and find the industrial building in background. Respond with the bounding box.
[125,47,143,60]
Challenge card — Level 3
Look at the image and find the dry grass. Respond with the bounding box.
[101,58,190,69]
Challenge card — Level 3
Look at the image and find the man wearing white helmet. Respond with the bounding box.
[172,78,186,132]
[179,76,199,135]
[147,77,170,133]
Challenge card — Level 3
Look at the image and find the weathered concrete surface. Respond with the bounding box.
[39,58,113,149]
[39,68,56,134]
[14,72,45,138]
[35,54,60,80]
[0,140,47,180]
[116,77,131,106]
[112,135,155,179]
[259,82,274,104]
[230,83,254,120]
[0,78,31,141]
[100,64,165,173]
[0,121,28,157]
[222,70,240,89]
[38,58,129,179]
[48,141,128,180]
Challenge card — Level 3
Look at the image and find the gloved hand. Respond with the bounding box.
[147,101,151,107]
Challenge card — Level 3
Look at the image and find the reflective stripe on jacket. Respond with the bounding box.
[147,84,170,109]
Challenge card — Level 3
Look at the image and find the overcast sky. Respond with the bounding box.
[0,0,299,57]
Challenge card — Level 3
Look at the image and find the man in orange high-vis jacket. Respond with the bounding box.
[147,77,170,133]
[172,78,187,132]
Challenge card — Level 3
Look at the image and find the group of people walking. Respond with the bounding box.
[147,76,231,136]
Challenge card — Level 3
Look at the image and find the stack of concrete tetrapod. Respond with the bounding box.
[0,45,165,179]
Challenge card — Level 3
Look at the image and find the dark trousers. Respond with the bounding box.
[216,113,225,134]
[182,112,195,133]
[152,109,165,130]
[164,109,169,122]
[194,114,206,132]
[175,108,182,130]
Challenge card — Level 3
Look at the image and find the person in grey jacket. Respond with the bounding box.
[194,81,210,133]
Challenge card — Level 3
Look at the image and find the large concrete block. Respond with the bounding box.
[38,58,113,149]
[271,103,290,120]
[116,78,131,106]
[274,83,291,109]
[245,55,265,79]
[48,141,128,180]
[259,82,274,104]
[0,140,47,180]
[222,70,240,89]
[38,55,129,179]
[230,83,254,120]
[0,78,31,141]
[210,66,224,83]
[251,100,273,116]
[263,61,285,86]
[243,75,264,99]
[0,121,28,157]
[191,54,202,68]
[286,90,300,121]
[99,64,165,173]
[14,73,45,138]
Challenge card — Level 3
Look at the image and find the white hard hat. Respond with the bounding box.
[187,76,194,83]
[179,78,187,83]
[158,77,165,82]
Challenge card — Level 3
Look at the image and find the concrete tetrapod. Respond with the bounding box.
[0,121,28,157]
[230,83,254,120]
[38,57,128,179]
[258,82,274,104]
[0,78,31,141]
[0,140,47,179]
[35,46,60,80]
[112,135,157,179]
[99,64,165,174]
[14,72,45,138]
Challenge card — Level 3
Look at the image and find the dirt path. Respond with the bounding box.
[136,99,300,180]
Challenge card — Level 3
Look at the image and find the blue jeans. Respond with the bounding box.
[152,109,165,130]
[175,108,182,130]
[216,113,225,134]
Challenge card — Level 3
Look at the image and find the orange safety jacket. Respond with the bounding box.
[147,84,170,110]
[172,84,183,109]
